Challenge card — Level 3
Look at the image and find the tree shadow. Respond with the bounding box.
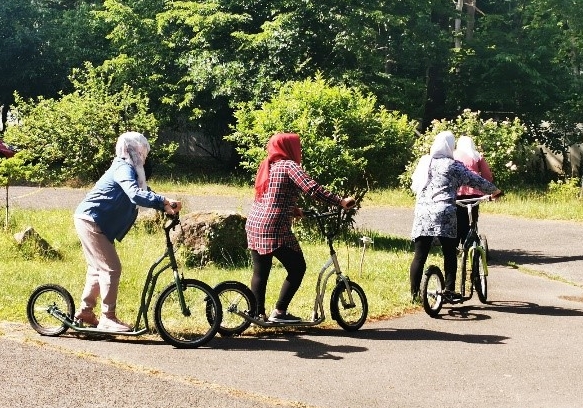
[471,299,583,317]
[490,249,583,267]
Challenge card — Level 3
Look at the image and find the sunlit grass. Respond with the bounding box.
[365,187,583,221]
[0,207,427,329]
[4,184,583,333]
[148,179,253,198]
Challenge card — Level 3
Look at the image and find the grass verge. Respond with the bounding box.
[1,208,439,329]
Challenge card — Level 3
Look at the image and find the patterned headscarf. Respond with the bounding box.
[254,133,302,200]
[115,131,150,190]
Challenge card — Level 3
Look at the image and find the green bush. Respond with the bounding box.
[226,76,418,206]
[400,109,532,190]
[3,63,175,185]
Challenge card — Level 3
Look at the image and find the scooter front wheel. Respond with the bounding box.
[421,266,444,318]
[154,279,221,348]
[27,284,75,336]
[330,280,368,331]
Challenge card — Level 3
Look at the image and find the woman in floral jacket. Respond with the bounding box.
[409,131,501,302]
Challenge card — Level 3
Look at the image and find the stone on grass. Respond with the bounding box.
[170,211,248,267]
[14,226,60,259]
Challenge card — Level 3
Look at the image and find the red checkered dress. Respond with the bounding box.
[245,160,342,254]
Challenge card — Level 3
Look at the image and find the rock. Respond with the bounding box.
[171,211,248,267]
[14,226,60,259]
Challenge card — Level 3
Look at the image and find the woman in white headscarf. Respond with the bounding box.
[409,131,501,302]
[73,131,182,332]
[453,135,494,247]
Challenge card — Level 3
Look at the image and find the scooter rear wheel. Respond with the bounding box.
[209,280,256,337]
[421,266,444,318]
[27,284,75,336]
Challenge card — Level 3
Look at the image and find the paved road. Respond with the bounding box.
[2,186,583,407]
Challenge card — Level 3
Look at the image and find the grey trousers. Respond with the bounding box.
[74,217,122,315]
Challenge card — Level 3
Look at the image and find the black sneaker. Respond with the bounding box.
[443,290,462,302]
[268,310,302,323]
[411,292,422,305]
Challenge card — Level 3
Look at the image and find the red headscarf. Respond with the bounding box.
[254,133,302,200]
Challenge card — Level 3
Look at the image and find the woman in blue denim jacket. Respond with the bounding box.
[73,131,181,332]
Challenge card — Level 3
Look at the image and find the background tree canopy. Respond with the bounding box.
[1,0,582,187]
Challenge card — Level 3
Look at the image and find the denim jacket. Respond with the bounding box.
[75,157,165,242]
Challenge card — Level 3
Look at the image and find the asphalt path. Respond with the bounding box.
[2,186,583,407]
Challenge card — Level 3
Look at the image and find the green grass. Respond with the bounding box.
[0,206,428,329]
[365,187,583,221]
[148,179,252,198]
[4,184,583,332]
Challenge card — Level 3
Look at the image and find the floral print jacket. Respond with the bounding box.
[411,157,497,239]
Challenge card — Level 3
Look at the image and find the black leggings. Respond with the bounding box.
[409,236,458,297]
[250,247,306,315]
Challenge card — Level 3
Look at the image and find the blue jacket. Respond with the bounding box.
[75,157,165,242]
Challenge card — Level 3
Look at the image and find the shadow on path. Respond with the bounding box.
[54,299,583,357]
[490,249,583,267]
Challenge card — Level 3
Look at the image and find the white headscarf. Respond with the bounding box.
[115,131,150,190]
[411,130,455,195]
[455,135,481,161]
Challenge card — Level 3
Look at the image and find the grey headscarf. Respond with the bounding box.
[115,131,150,190]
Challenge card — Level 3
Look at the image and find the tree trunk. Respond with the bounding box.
[466,0,476,41]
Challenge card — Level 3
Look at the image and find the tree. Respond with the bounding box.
[94,0,454,158]
[446,0,582,124]
[0,1,111,130]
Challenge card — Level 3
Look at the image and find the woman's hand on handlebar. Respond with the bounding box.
[163,199,182,215]
[340,197,356,210]
[491,189,504,200]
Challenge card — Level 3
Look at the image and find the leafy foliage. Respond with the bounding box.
[2,0,583,186]
[3,64,169,184]
[0,0,110,106]
[227,76,418,208]
[400,110,531,189]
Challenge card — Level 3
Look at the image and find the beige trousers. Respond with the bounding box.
[74,217,122,315]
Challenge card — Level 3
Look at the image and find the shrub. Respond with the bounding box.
[399,109,532,190]
[3,63,175,185]
[226,75,418,208]
[547,177,582,201]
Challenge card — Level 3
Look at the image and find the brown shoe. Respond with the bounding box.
[74,310,99,327]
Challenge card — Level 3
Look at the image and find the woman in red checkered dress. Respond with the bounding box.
[246,133,355,323]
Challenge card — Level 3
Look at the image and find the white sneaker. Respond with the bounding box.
[97,315,131,332]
